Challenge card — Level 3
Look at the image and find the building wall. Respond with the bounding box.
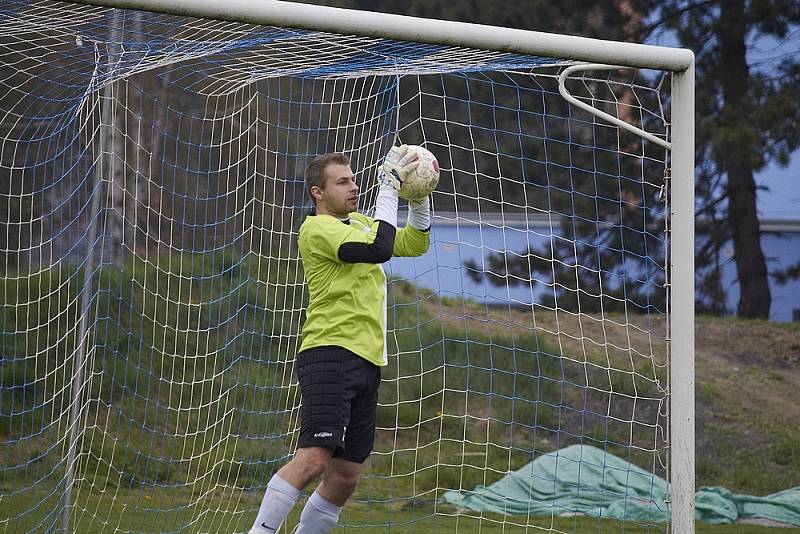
[387,214,800,322]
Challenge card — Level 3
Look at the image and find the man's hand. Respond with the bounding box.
[378,145,419,191]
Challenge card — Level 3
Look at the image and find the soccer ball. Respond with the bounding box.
[399,145,440,201]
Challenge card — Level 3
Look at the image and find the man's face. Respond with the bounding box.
[315,163,359,218]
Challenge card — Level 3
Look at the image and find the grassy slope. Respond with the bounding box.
[423,293,800,496]
[415,286,800,496]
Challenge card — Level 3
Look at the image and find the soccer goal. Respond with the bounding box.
[0,0,694,532]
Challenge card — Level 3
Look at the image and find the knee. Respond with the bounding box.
[286,449,332,487]
[324,467,360,497]
[301,456,331,485]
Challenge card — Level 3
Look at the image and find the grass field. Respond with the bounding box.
[3,484,798,533]
[1,256,799,532]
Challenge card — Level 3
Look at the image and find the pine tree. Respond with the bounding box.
[653,0,800,318]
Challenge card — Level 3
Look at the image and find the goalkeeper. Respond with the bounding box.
[250,147,431,534]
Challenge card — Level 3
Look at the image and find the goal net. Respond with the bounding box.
[0,1,693,532]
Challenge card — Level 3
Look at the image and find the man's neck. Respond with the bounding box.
[315,205,350,222]
[321,212,349,222]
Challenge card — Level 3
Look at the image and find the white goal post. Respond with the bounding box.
[4,0,694,532]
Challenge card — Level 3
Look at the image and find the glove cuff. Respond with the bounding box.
[407,196,431,231]
[374,184,399,227]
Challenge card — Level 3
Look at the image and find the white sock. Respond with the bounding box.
[296,490,341,534]
[250,474,301,533]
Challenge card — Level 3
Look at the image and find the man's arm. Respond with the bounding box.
[338,145,419,264]
[337,221,395,263]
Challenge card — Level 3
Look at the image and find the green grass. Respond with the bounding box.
[1,256,799,531]
[2,483,797,533]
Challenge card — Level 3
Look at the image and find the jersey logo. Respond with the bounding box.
[314,431,333,438]
[390,169,404,185]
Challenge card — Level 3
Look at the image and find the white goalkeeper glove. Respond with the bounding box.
[377,144,419,192]
[407,196,431,231]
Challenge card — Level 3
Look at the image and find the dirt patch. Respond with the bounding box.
[695,317,800,428]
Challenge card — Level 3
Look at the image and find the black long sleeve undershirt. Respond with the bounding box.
[337,220,396,263]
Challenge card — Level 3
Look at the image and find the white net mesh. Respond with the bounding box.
[0,1,674,532]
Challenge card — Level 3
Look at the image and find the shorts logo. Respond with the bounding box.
[314,431,333,438]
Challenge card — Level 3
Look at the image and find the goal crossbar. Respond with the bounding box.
[69,0,694,71]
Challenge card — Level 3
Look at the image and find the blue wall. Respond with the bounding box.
[387,218,800,322]
[719,232,800,322]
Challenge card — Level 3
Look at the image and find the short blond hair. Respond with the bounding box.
[304,153,350,202]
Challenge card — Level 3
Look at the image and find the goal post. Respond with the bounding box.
[668,64,696,534]
[0,1,694,532]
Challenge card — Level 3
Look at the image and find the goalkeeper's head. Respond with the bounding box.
[305,153,359,218]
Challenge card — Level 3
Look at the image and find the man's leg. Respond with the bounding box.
[296,457,365,534]
[250,447,332,534]
[294,351,380,533]
[251,347,352,533]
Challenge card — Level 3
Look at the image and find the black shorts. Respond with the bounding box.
[295,346,381,464]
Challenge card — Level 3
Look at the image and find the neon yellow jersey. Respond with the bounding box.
[297,212,430,366]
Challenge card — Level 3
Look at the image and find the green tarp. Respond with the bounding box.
[440,444,800,526]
